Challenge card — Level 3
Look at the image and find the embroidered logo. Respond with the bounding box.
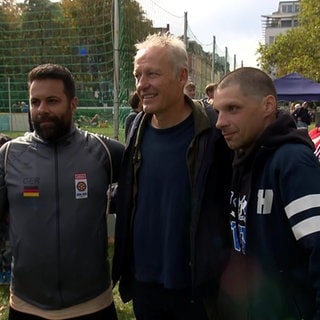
[23,177,40,198]
[75,173,88,199]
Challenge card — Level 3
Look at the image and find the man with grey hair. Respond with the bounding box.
[112,33,233,319]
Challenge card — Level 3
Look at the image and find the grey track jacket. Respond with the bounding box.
[0,126,124,309]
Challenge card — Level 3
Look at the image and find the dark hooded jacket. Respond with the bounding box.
[112,97,234,317]
[219,111,320,320]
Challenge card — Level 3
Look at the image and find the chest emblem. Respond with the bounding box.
[23,186,40,197]
[75,173,88,199]
[23,177,40,197]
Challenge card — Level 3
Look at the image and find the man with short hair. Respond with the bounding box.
[124,91,142,140]
[214,67,320,319]
[203,82,217,107]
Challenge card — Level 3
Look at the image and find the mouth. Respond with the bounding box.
[222,132,235,141]
[142,94,156,102]
[39,118,55,127]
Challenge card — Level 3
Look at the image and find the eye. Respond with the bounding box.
[134,73,141,83]
[148,71,159,78]
[229,105,238,113]
[133,71,140,79]
[48,97,59,104]
[30,99,40,107]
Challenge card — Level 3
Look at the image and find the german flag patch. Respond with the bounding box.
[23,186,40,197]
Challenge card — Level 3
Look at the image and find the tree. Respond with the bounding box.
[119,0,153,101]
[257,0,320,81]
[0,0,154,109]
[20,0,66,67]
[0,0,21,75]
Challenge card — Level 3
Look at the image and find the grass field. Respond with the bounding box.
[0,127,135,319]
[0,250,135,320]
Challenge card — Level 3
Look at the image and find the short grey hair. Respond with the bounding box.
[134,33,188,76]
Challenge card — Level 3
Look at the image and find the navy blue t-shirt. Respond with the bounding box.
[133,114,194,289]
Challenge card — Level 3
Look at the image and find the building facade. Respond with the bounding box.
[262,1,300,46]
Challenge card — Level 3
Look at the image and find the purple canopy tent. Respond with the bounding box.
[274,72,320,101]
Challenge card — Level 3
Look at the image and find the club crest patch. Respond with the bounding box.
[75,173,88,199]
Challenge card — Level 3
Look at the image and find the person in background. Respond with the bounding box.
[214,67,320,320]
[0,134,11,147]
[290,102,301,114]
[124,91,142,140]
[315,143,320,161]
[20,101,29,113]
[112,33,233,320]
[90,113,100,126]
[292,101,311,129]
[0,134,12,285]
[202,82,217,107]
[183,80,196,99]
[0,63,124,320]
[309,122,320,161]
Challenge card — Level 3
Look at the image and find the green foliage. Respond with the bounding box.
[0,285,9,319]
[257,0,320,80]
[119,0,153,101]
[0,0,153,110]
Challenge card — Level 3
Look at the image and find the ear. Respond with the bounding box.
[71,97,78,114]
[263,95,277,116]
[178,68,188,89]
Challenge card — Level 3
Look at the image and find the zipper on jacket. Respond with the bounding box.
[54,143,63,305]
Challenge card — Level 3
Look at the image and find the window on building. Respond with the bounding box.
[281,20,293,27]
[281,4,293,13]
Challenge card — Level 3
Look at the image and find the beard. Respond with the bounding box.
[32,114,72,142]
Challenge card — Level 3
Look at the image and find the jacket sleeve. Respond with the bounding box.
[102,137,125,213]
[0,145,9,224]
[278,145,320,318]
[103,137,125,184]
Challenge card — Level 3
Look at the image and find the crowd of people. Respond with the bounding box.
[0,33,320,320]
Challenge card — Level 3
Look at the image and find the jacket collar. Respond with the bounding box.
[31,123,76,145]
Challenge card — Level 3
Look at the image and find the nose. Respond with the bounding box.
[38,101,49,113]
[136,74,149,92]
[216,111,226,130]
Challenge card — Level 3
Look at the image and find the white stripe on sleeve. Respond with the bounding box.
[285,194,320,219]
[292,216,320,240]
